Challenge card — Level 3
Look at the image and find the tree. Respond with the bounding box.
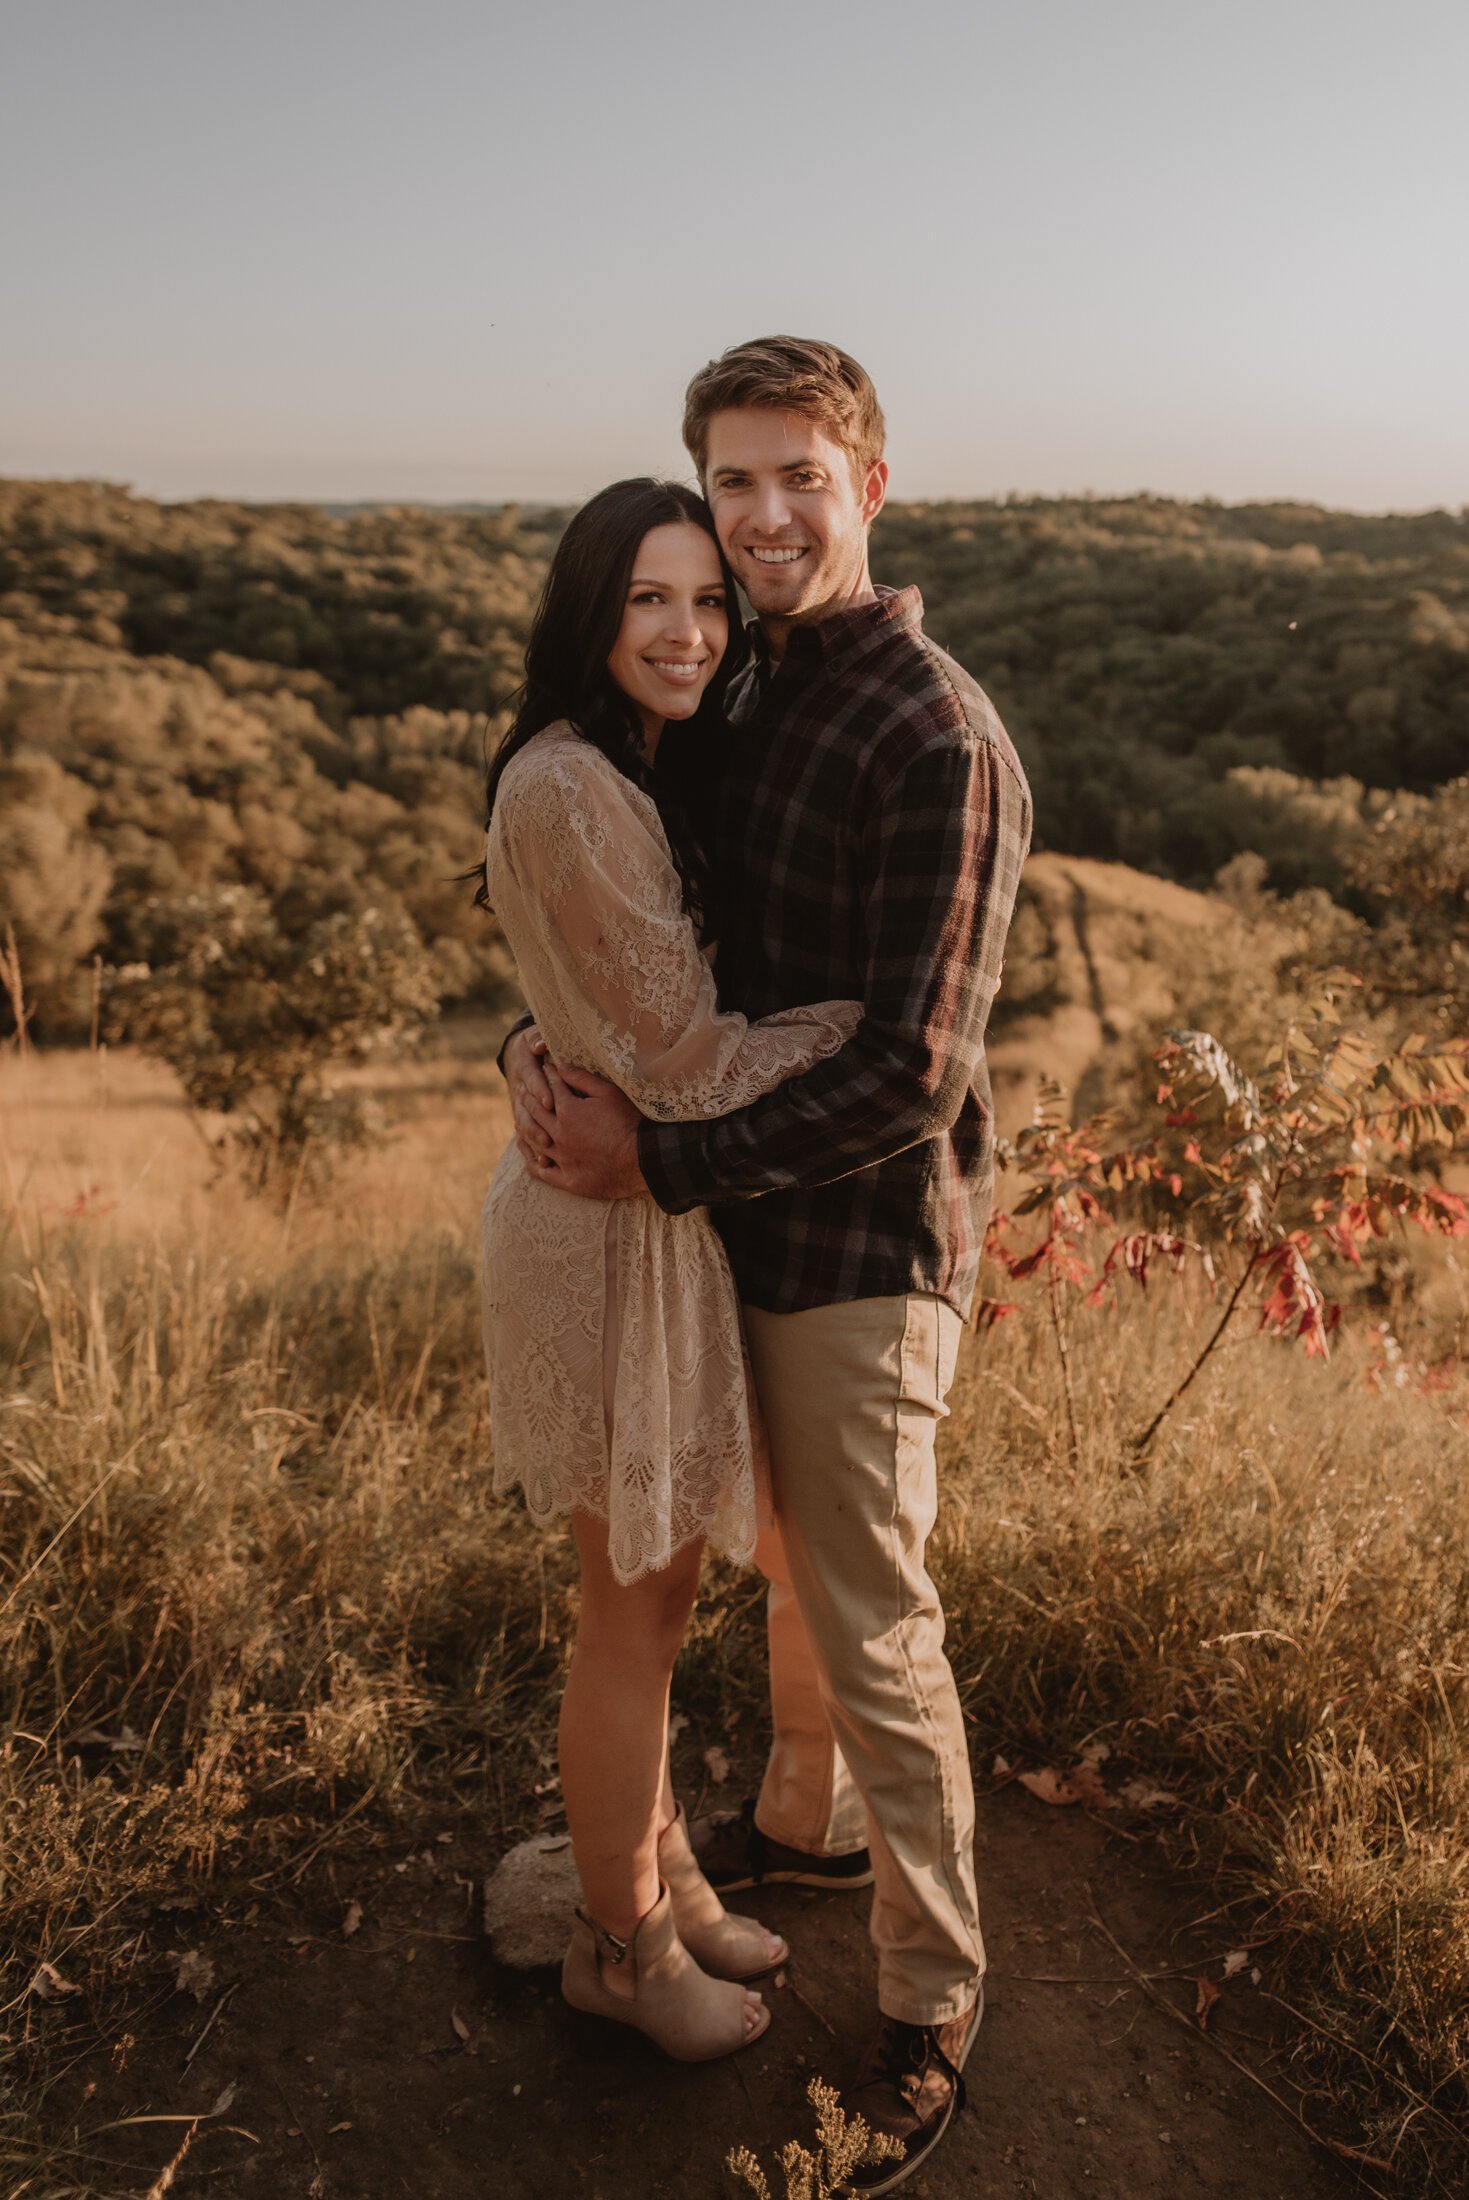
[108,888,441,1187]
[0,753,111,1031]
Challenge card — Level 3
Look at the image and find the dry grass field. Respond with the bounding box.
[2,1001,1467,2193]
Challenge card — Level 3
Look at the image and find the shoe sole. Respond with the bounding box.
[840,1986,985,2197]
[563,1993,773,2063]
[708,1865,876,1894]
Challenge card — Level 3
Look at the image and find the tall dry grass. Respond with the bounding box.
[2,1045,1467,2191]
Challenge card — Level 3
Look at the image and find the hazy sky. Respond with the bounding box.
[2,0,1465,510]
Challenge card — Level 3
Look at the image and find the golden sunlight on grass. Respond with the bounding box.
[2,1030,1466,2190]
[0,1028,514,1263]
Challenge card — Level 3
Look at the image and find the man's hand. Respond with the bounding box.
[524,1063,647,1200]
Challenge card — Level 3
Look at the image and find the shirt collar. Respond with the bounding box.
[749,583,925,684]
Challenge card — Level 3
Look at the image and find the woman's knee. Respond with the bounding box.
[575,1571,697,1668]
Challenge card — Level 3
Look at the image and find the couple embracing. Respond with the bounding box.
[480,336,1031,2191]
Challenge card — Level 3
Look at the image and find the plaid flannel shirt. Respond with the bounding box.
[639,585,1032,1319]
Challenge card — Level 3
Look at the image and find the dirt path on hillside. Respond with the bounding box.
[63,1786,1361,2200]
[988,853,1225,1135]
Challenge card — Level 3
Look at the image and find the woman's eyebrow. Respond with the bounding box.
[628,574,725,590]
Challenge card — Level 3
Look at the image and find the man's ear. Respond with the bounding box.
[861,459,889,528]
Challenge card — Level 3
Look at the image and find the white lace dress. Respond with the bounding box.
[481,722,859,1585]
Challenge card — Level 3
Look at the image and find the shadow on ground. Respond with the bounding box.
[62,1785,1360,2199]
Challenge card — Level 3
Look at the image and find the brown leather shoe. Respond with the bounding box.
[838,1990,983,2194]
[689,1797,874,1894]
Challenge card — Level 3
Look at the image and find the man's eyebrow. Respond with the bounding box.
[709,457,827,480]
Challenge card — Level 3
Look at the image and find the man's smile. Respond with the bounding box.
[745,546,808,565]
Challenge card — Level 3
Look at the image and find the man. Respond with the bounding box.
[503,336,1031,2190]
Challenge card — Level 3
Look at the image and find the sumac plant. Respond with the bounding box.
[980,985,1469,1460]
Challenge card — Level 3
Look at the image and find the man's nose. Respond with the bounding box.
[751,481,793,533]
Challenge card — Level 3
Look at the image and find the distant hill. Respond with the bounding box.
[874,496,1468,879]
[1,477,1463,1033]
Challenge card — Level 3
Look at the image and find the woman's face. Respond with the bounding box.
[605,521,729,749]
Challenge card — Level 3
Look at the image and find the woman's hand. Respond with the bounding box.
[504,1024,557,1163]
[522,1063,648,1199]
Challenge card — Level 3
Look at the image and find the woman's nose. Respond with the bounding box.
[662,604,702,644]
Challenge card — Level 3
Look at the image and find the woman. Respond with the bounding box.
[480,480,858,2061]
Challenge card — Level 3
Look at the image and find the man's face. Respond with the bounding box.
[703,408,887,626]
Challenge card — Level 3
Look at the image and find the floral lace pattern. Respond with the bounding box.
[481,724,860,1585]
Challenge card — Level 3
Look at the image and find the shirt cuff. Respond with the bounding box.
[638,1117,716,1216]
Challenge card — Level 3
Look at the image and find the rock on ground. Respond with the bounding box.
[483,1833,582,1969]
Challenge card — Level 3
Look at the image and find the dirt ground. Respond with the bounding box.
[59,1784,1363,2200]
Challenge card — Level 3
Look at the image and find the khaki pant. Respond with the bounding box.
[742,1293,984,2026]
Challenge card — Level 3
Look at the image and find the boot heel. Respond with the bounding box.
[562,1883,770,2062]
[658,1803,788,1982]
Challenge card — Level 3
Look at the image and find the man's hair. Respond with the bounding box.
[682,335,886,482]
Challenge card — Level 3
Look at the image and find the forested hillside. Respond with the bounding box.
[2,477,1465,1032]
[880,496,1468,878]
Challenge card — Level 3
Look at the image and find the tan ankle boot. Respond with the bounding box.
[658,1803,788,1982]
[561,1881,770,2061]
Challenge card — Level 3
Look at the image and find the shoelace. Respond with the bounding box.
[864,2020,968,2114]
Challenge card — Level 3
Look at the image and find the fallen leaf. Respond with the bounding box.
[341,1901,363,1940]
[703,1745,731,1785]
[328,2120,352,2134]
[175,1951,215,2001]
[309,2174,324,2198]
[992,1753,1012,1778]
[1117,1778,1179,1811]
[1222,1948,1250,1979]
[451,2008,470,2042]
[1018,1763,1109,1810]
[31,1961,82,2002]
[209,2083,238,2117]
[1078,1738,1112,1768]
[405,1947,416,1964]
[668,1712,690,1743]
[1194,1975,1221,2030]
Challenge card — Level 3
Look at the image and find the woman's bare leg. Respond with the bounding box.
[560,1514,698,1938]
[559,1514,763,2032]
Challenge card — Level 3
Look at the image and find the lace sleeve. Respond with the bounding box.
[491,738,859,1122]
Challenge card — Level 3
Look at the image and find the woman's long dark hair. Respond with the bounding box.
[477,478,744,933]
